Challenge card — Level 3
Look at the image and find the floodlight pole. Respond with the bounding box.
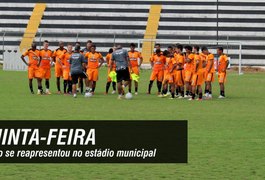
[113,33,116,46]
[239,43,243,75]
[137,39,141,51]
[2,30,6,60]
[216,0,219,45]
[39,32,42,49]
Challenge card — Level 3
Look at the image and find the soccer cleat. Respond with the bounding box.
[196,98,203,101]
[158,94,163,98]
[135,92,138,95]
[73,94,77,98]
[57,91,62,95]
[46,90,52,95]
[206,95,213,100]
[167,92,171,96]
[178,96,184,99]
[117,95,123,100]
[146,92,151,95]
[104,92,108,95]
[175,94,180,98]
[169,97,175,100]
[37,90,44,95]
[163,94,169,98]
[188,98,194,101]
[112,90,116,94]
[218,95,225,99]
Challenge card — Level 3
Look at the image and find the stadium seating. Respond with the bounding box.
[1,0,265,65]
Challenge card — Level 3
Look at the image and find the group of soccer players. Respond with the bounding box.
[147,43,229,100]
[21,40,229,100]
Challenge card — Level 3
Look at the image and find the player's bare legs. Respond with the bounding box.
[56,77,61,94]
[28,79,34,94]
[219,83,225,98]
[197,85,203,100]
[185,81,191,97]
[205,81,212,99]
[92,81,96,94]
[170,83,175,99]
[157,81,162,95]
[147,80,154,94]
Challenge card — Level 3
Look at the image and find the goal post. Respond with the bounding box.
[138,39,243,75]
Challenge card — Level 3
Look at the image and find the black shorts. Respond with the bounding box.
[116,68,130,83]
[71,72,87,84]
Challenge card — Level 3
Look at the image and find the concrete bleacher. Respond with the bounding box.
[0,0,265,65]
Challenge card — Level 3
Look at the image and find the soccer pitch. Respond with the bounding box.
[0,68,265,179]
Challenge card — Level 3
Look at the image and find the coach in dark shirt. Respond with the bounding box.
[70,45,88,98]
[110,45,132,99]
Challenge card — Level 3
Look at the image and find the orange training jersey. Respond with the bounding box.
[60,52,72,69]
[218,54,228,72]
[151,54,166,71]
[128,51,142,67]
[106,53,116,69]
[39,49,53,69]
[22,49,40,67]
[200,52,207,62]
[165,57,177,72]
[53,48,67,65]
[175,53,185,69]
[185,53,195,72]
[206,53,215,73]
[85,52,103,69]
[193,53,204,73]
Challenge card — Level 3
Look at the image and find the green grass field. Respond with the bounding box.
[0,67,265,179]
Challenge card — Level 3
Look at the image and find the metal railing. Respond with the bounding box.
[0,30,118,51]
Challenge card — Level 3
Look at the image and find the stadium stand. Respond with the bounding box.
[0,0,265,65]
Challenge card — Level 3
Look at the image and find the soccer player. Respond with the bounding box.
[70,45,88,98]
[200,48,207,95]
[82,40,93,54]
[59,43,73,95]
[202,47,215,99]
[53,41,67,94]
[164,46,175,95]
[160,50,177,99]
[39,40,53,95]
[110,45,132,100]
[21,42,41,94]
[167,46,174,54]
[148,49,166,95]
[155,44,161,52]
[217,47,229,99]
[75,41,84,93]
[105,48,117,94]
[128,43,143,95]
[81,40,93,92]
[84,44,104,94]
[175,44,185,98]
[184,45,194,98]
[189,45,206,101]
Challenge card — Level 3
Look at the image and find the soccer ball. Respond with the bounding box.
[125,93,133,100]
[85,92,93,98]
